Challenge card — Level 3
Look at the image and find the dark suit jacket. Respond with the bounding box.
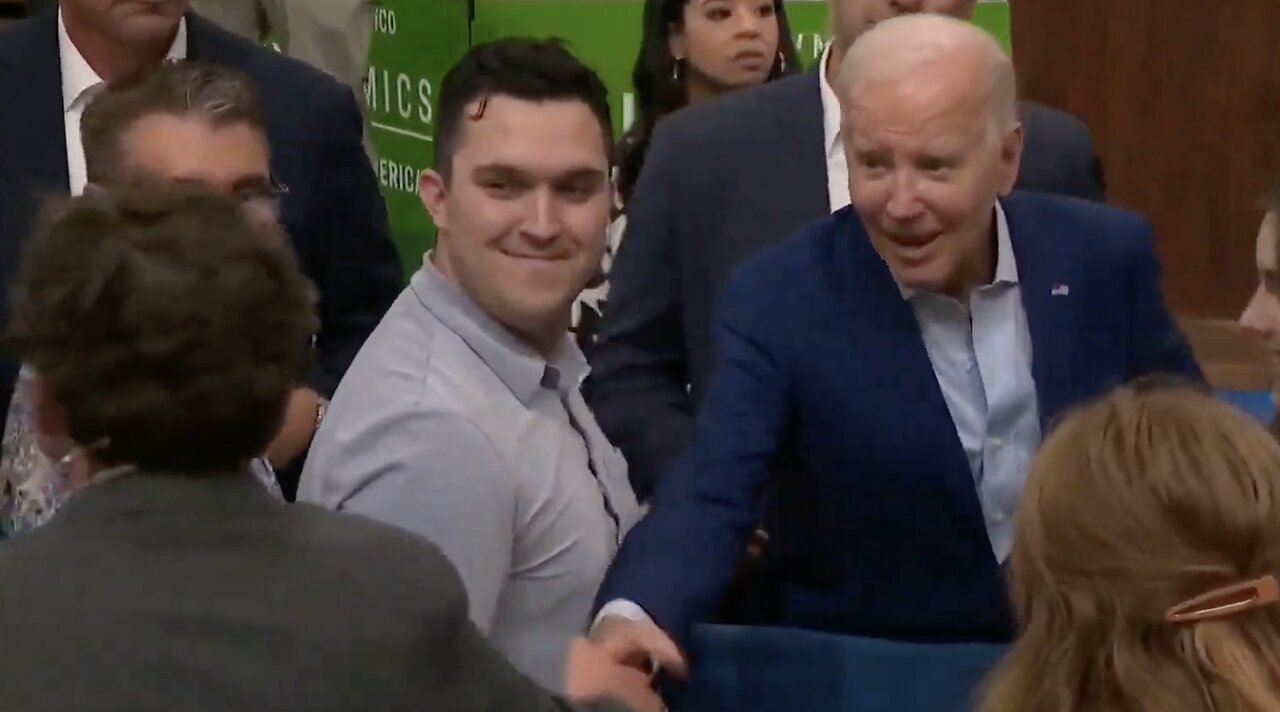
[585,71,1107,498]
[594,193,1201,643]
[0,12,402,415]
[0,470,628,712]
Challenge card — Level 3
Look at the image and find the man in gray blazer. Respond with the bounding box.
[586,0,1108,499]
[0,184,665,712]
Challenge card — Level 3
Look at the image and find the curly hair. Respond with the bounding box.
[4,182,317,473]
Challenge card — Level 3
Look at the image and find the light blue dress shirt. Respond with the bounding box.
[904,204,1040,562]
[299,262,642,693]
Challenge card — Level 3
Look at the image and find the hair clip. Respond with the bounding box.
[1165,575,1280,624]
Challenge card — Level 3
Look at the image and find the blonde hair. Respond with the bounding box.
[979,380,1280,712]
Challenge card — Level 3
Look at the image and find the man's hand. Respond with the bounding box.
[565,637,669,712]
[590,616,687,679]
[266,387,321,468]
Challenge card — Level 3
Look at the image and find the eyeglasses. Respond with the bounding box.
[1165,574,1280,624]
[234,176,290,217]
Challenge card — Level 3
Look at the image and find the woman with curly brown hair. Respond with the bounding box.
[979,379,1280,712]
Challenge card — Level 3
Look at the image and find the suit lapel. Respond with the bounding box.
[0,13,70,194]
[836,212,990,532]
[768,69,830,227]
[1003,194,1079,431]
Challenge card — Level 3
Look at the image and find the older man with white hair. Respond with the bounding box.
[587,0,1107,502]
[590,13,1200,663]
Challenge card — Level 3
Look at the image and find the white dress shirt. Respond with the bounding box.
[817,43,850,212]
[58,10,188,196]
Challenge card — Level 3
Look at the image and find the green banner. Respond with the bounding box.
[372,0,1009,275]
[366,0,468,276]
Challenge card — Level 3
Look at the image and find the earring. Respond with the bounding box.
[778,50,787,74]
[671,58,684,83]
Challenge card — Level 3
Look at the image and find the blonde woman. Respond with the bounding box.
[980,379,1280,712]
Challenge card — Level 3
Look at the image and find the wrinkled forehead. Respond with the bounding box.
[119,113,271,184]
[844,66,990,140]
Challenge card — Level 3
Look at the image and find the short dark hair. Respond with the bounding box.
[81,61,266,184]
[434,38,613,180]
[4,182,317,473]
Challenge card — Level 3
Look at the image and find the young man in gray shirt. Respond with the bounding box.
[299,39,650,693]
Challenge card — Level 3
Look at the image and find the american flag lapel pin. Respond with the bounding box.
[1051,284,1070,296]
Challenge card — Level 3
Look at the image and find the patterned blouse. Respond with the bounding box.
[0,366,282,539]
[571,214,627,353]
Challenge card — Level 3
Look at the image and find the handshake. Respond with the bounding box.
[565,617,687,712]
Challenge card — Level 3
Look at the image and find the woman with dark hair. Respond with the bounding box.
[619,0,799,203]
[573,0,800,347]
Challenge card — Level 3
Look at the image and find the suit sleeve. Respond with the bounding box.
[304,85,402,396]
[584,123,696,500]
[594,269,788,641]
[1122,220,1203,382]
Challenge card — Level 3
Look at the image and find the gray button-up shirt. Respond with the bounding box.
[298,263,641,692]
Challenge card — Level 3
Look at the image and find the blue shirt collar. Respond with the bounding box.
[894,200,1019,301]
[411,260,588,406]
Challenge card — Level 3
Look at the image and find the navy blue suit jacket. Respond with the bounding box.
[0,12,402,417]
[594,192,1201,643]
[586,70,1107,498]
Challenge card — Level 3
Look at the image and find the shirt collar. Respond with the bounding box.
[895,200,1019,301]
[817,42,842,159]
[412,258,589,406]
[58,9,188,112]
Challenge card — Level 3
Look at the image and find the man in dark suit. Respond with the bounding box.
[591,14,1198,661]
[586,0,1107,498]
[0,0,402,493]
[0,182,669,712]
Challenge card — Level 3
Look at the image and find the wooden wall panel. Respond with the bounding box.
[1012,0,1280,318]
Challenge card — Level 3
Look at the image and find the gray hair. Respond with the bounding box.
[835,13,1019,140]
[80,61,266,184]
